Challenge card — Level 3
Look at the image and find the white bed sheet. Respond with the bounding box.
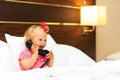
[0,60,120,80]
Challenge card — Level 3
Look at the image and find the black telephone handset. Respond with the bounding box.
[25,40,49,56]
[25,40,49,68]
[25,40,33,50]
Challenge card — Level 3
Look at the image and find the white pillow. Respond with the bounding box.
[44,35,70,67]
[0,40,16,72]
[105,51,120,60]
[5,34,25,71]
[57,44,95,66]
[5,33,69,70]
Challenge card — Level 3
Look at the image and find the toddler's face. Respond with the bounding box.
[32,27,47,49]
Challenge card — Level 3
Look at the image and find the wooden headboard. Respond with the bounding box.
[0,0,96,60]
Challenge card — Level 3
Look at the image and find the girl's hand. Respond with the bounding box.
[46,50,54,67]
[46,51,54,60]
[31,44,39,54]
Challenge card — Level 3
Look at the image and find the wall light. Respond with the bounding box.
[80,0,107,33]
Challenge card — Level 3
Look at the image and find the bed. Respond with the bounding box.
[0,1,120,79]
[0,32,120,80]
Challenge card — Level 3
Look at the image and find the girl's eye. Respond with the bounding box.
[44,39,46,42]
[39,39,42,41]
[39,39,46,42]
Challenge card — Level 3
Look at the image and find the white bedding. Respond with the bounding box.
[0,60,120,80]
[1,34,120,80]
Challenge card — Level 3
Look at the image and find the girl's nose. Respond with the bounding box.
[41,41,46,46]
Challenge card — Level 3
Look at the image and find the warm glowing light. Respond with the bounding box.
[81,6,107,26]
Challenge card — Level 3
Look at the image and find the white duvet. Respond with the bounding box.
[0,60,120,80]
[1,34,120,80]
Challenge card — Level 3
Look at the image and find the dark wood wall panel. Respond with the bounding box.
[0,0,96,60]
[0,1,79,23]
[6,0,95,6]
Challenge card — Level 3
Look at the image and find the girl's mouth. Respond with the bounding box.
[39,46,44,49]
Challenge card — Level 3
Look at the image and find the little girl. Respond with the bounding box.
[19,22,54,70]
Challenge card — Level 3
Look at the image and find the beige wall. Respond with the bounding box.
[96,0,120,61]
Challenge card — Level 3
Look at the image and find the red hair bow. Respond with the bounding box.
[41,22,48,32]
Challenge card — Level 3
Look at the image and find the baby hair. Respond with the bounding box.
[24,22,49,42]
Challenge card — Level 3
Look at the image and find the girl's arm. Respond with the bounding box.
[20,53,38,70]
[20,44,39,70]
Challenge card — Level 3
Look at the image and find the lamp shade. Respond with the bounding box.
[80,6,107,26]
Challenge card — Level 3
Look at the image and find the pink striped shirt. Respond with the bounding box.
[19,48,47,70]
